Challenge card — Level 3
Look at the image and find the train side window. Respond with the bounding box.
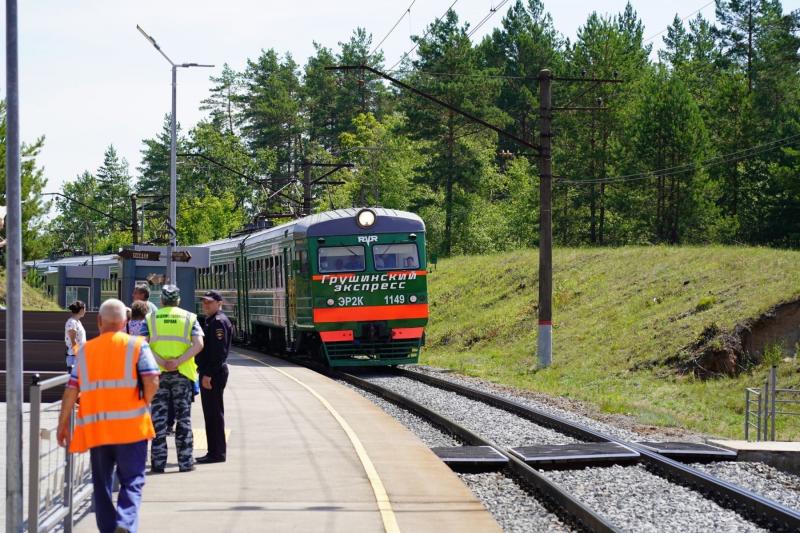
[270,256,275,288]
[318,246,366,273]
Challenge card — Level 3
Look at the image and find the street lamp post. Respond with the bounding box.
[136,25,213,284]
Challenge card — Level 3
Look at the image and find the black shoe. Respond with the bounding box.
[179,465,196,472]
[195,455,226,464]
[150,466,164,474]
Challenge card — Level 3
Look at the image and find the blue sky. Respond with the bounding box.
[0,0,797,201]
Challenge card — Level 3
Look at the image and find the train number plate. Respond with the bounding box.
[337,296,364,306]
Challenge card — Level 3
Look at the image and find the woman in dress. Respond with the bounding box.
[64,300,87,369]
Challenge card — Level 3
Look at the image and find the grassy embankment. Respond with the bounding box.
[422,246,800,440]
[0,270,61,310]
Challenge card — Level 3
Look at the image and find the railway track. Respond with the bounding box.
[336,366,800,533]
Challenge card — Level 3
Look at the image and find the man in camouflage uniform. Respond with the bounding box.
[145,285,204,473]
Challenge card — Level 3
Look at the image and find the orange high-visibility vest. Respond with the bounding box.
[69,332,155,453]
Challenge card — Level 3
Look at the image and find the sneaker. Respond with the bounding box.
[150,466,164,474]
[179,465,195,472]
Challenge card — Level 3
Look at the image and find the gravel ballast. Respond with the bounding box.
[365,375,579,447]
[407,366,656,442]
[691,461,800,512]
[342,379,574,532]
[341,382,461,448]
[459,472,574,533]
[544,464,768,533]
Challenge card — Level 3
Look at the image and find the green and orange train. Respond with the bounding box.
[195,208,429,367]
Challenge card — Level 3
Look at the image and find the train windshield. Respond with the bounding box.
[318,246,366,273]
[373,243,419,271]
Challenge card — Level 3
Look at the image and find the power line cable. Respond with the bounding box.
[370,0,418,57]
[643,1,715,43]
[388,0,460,72]
[467,0,510,39]
[560,132,800,185]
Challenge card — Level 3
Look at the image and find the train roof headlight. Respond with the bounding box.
[356,209,376,228]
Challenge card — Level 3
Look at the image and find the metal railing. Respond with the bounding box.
[28,373,93,533]
[745,366,800,441]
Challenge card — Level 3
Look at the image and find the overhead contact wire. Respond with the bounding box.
[389,0,460,72]
[371,0,418,58]
[561,133,800,185]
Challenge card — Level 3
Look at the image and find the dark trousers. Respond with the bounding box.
[89,440,148,533]
[200,365,228,459]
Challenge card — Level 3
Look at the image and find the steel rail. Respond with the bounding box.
[337,371,619,533]
[397,368,800,532]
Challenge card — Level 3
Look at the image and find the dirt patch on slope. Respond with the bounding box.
[677,298,800,378]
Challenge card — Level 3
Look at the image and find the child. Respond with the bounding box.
[126,300,149,336]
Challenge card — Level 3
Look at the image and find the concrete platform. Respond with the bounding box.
[75,349,500,533]
[708,439,800,475]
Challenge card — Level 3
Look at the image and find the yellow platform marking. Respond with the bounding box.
[236,352,401,533]
[192,428,231,451]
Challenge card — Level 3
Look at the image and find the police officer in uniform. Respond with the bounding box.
[145,285,204,473]
[196,290,232,464]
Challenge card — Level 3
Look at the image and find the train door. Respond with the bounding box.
[283,246,293,349]
[234,256,247,342]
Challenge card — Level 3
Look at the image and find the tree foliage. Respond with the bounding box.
[39,0,800,258]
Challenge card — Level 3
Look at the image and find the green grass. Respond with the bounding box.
[0,270,61,310]
[422,246,800,439]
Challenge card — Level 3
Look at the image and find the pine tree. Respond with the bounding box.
[0,102,50,259]
[401,9,507,255]
[237,49,303,177]
[480,0,563,148]
[95,145,131,223]
[200,63,243,135]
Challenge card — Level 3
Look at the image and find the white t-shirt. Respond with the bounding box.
[64,318,86,355]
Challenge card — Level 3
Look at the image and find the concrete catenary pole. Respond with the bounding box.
[537,69,553,368]
[5,0,25,529]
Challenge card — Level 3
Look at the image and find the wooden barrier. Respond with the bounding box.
[0,311,101,401]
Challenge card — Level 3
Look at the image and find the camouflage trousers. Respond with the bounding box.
[150,372,194,470]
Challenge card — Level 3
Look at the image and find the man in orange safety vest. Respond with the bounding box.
[57,298,161,533]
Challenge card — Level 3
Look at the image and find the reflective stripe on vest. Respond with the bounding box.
[76,337,138,391]
[75,406,150,427]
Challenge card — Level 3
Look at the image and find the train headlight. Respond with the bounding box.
[327,298,335,306]
[356,209,376,228]
[409,295,417,303]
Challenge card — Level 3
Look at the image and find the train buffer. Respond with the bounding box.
[74,349,500,532]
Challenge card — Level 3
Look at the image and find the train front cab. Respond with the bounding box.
[308,211,428,367]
